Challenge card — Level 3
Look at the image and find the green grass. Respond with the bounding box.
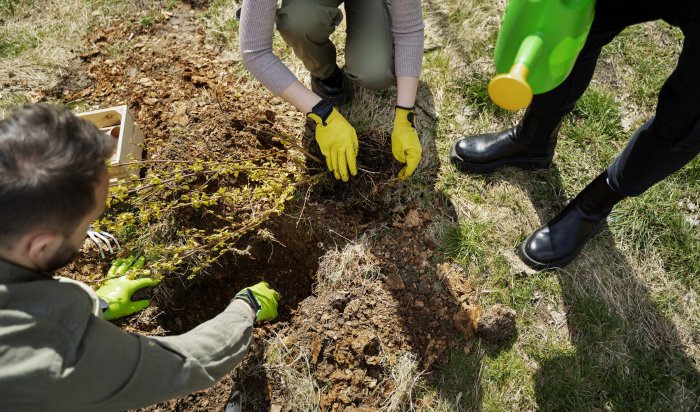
[0,28,40,58]
[198,0,240,47]
[442,219,490,271]
[0,0,15,17]
[534,295,700,411]
[421,0,700,410]
[614,179,700,289]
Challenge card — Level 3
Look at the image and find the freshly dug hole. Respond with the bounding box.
[303,124,405,213]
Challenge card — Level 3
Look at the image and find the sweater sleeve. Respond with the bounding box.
[47,300,255,411]
[239,0,299,95]
[391,0,425,78]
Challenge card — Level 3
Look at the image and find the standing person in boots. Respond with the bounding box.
[239,0,424,181]
[450,0,700,269]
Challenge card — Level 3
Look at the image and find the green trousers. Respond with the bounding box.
[276,0,396,90]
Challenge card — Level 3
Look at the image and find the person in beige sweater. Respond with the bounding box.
[239,0,425,181]
[0,104,281,411]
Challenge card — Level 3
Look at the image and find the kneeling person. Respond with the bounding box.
[0,104,281,411]
[239,0,425,180]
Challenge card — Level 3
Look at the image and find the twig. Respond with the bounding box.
[296,184,313,228]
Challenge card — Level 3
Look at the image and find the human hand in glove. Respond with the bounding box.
[96,255,157,321]
[234,281,281,322]
[391,106,422,179]
[308,99,358,182]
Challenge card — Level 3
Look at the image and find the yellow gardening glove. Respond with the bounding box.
[391,106,422,179]
[308,100,358,182]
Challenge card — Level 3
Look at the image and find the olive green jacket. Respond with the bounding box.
[0,259,254,411]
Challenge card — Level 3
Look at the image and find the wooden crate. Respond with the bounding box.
[76,105,144,185]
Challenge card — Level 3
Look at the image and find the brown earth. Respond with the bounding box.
[39,4,516,410]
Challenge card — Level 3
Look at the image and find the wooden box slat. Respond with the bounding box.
[75,105,144,185]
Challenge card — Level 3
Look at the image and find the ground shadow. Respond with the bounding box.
[490,165,700,410]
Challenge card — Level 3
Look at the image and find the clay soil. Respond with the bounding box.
[40,4,513,411]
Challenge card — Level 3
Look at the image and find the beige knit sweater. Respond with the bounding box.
[239,0,424,95]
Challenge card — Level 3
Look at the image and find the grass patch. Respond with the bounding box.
[0,0,20,19]
[534,296,700,411]
[441,219,490,272]
[424,1,699,410]
[423,341,484,411]
[198,0,240,47]
[614,180,700,288]
[0,28,40,58]
[0,0,140,112]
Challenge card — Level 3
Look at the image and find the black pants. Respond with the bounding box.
[529,0,700,196]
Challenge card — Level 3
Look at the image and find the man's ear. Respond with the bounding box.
[26,231,61,266]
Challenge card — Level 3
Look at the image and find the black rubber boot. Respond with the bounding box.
[311,65,353,107]
[518,172,626,270]
[450,107,563,173]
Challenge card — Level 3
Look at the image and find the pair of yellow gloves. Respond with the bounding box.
[308,105,422,182]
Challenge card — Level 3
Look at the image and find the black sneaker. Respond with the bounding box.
[311,65,354,107]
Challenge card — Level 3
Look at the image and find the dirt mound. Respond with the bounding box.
[246,223,485,411]
[53,12,300,164]
[477,304,517,342]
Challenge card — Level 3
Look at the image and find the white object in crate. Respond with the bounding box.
[76,105,144,185]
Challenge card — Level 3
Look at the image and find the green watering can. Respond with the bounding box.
[489,0,596,111]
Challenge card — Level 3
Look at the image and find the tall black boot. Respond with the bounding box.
[450,107,563,173]
[518,171,626,270]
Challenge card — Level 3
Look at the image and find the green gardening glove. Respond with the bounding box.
[234,281,281,322]
[96,255,157,321]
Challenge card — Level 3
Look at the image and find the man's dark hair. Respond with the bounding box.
[0,104,116,247]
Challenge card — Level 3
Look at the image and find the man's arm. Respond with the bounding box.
[47,300,255,412]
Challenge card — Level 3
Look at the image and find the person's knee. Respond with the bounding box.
[276,5,313,42]
[346,62,395,91]
[276,2,340,44]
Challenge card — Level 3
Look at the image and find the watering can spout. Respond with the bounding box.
[489,0,596,111]
[488,34,543,111]
[488,64,532,111]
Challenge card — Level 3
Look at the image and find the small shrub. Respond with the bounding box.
[96,155,300,281]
